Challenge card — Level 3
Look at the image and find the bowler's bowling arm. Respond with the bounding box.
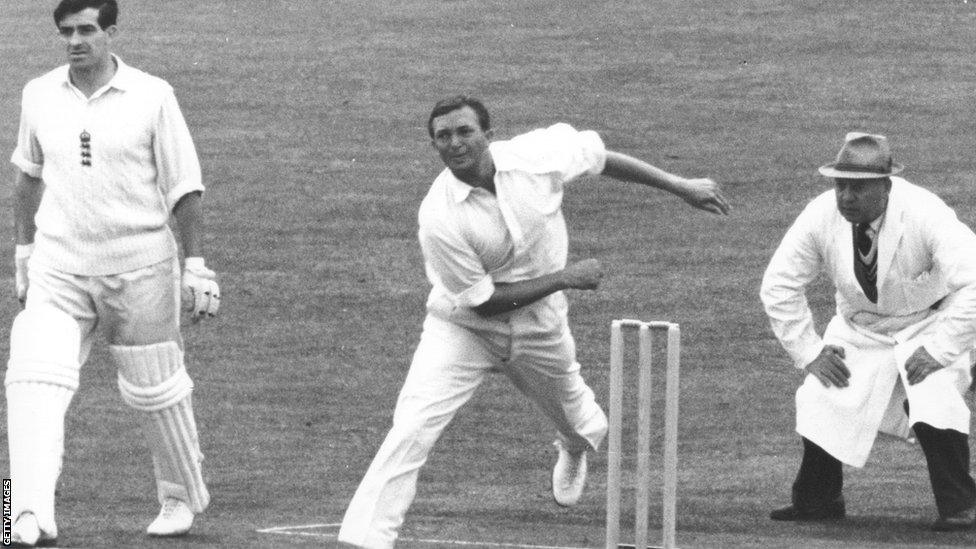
[602,150,730,215]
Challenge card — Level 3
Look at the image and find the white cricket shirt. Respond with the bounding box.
[418,123,606,325]
[11,56,204,276]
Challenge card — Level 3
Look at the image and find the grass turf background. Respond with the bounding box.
[1,0,976,547]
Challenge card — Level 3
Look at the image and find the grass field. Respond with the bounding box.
[2,0,976,547]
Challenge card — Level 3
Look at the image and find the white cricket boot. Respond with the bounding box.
[10,512,56,547]
[551,440,588,507]
[146,498,194,537]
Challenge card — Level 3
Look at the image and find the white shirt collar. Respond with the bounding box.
[445,170,498,203]
[59,55,134,95]
[868,211,885,233]
[447,173,474,203]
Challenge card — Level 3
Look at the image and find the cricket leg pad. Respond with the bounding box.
[111,342,210,513]
[5,306,83,539]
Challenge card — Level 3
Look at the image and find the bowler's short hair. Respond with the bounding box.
[427,95,491,138]
[54,0,118,29]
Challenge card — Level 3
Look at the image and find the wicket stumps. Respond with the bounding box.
[606,319,680,549]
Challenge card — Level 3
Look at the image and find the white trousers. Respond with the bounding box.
[7,257,200,528]
[26,256,182,351]
[338,313,608,549]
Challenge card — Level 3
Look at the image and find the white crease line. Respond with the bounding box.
[400,538,589,549]
[256,522,341,533]
[257,523,590,549]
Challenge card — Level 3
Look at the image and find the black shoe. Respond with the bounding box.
[770,498,846,521]
[931,507,976,532]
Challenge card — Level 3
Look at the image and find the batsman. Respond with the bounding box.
[5,1,220,545]
[337,95,729,548]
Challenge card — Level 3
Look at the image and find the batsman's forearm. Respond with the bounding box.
[473,272,570,317]
[602,151,688,197]
[13,171,43,245]
[172,191,205,258]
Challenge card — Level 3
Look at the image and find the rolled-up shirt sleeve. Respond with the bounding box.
[419,221,495,308]
[153,89,204,210]
[574,127,607,177]
[549,123,607,179]
[496,123,606,183]
[10,84,44,178]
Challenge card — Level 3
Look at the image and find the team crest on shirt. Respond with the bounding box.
[80,130,91,167]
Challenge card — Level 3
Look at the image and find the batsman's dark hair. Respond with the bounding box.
[427,95,491,138]
[54,0,118,29]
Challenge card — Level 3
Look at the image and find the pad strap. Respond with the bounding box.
[110,342,193,411]
[117,368,193,411]
[5,306,81,391]
[5,361,80,390]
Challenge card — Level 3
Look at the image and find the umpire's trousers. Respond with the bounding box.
[794,427,976,517]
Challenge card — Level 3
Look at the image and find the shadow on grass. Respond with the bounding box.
[758,514,976,547]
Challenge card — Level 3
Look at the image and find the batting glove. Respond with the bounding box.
[14,244,33,304]
[181,257,220,320]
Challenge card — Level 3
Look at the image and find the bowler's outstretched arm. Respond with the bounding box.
[601,150,730,215]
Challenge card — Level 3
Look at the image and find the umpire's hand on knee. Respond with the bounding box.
[181,257,220,322]
[904,345,944,386]
[805,345,850,388]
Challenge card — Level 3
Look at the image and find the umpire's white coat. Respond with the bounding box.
[761,177,976,467]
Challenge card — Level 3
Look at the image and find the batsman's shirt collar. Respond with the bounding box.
[57,55,137,97]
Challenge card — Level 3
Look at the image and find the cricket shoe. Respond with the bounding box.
[551,440,587,507]
[10,512,58,547]
[931,506,976,532]
[769,497,846,521]
[147,497,195,536]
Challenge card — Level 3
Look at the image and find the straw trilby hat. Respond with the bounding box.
[818,132,904,179]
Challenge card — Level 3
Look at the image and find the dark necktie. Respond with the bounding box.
[852,223,878,303]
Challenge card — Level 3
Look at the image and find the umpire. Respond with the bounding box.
[761,132,976,530]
